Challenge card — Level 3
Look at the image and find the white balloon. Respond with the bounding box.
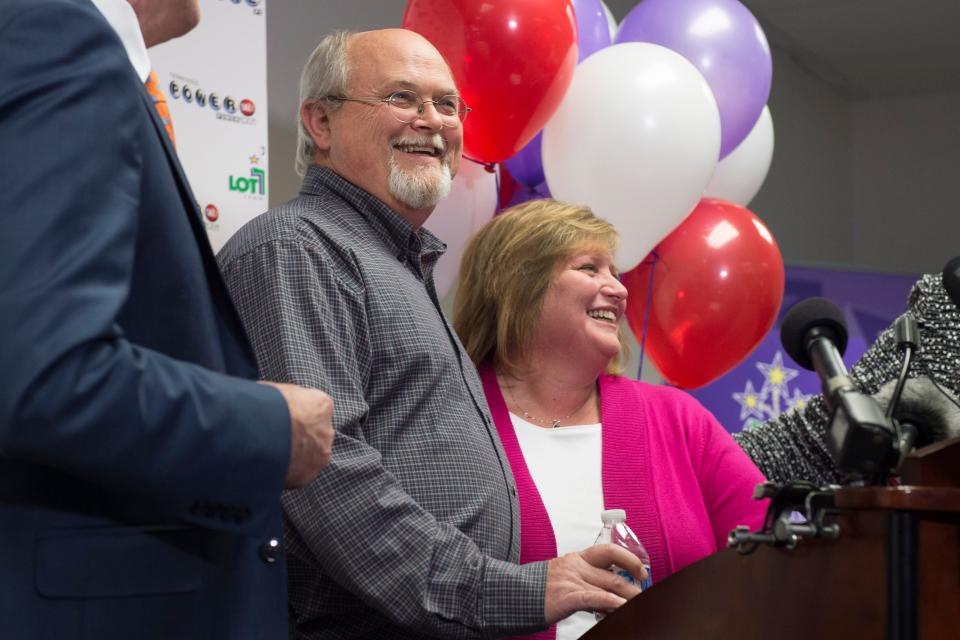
[426,160,499,299]
[704,106,774,206]
[601,1,618,42]
[542,43,721,270]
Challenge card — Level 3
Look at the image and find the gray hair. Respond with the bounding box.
[295,30,353,177]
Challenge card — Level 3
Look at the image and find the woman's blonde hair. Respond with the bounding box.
[453,198,629,376]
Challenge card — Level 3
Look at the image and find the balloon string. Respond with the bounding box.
[637,251,660,380]
[460,155,502,212]
[463,155,497,173]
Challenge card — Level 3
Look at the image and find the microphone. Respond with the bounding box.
[781,298,896,481]
[942,256,960,309]
[735,273,960,486]
[780,297,852,410]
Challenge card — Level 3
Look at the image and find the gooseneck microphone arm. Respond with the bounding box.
[887,313,919,420]
[805,327,854,410]
[889,313,921,464]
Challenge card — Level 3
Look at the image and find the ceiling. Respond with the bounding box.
[267,0,960,128]
[607,0,960,100]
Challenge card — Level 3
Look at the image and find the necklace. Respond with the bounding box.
[504,384,595,429]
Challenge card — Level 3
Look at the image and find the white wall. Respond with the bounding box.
[747,45,960,277]
[851,90,960,274]
[268,120,300,208]
[749,44,855,269]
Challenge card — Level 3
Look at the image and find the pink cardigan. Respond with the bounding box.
[479,365,767,640]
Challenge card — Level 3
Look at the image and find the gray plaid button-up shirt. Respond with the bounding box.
[217,166,547,639]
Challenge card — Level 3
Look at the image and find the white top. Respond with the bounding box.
[510,414,603,640]
[90,0,151,82]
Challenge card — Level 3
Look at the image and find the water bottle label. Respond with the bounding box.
[594,564,653,622]
[613,564,653,591]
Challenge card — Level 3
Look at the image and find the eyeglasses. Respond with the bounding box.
[326,90,471,127]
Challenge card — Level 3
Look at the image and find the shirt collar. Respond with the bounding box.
[90,0,151,82]
[301,165,447,260]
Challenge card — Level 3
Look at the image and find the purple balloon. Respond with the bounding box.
[502,132,544,188]
[503,180,552,209]
[616,0,772,159]
[573,0,613,62]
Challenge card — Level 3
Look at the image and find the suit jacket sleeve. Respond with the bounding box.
[218,237,547,638]
[0,1,290,533]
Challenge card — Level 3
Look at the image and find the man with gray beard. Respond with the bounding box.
[216,29,641,640]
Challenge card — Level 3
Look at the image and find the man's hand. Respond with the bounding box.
[544,544,647,624]
[260,381,335,488]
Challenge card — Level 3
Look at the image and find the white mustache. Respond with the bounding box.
[390,133,447,156]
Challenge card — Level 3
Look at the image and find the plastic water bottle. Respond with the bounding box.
[594,508,652,592]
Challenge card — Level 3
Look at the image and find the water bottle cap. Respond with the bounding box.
[601,509,626,523]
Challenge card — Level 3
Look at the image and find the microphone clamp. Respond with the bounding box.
[728,481,840,554]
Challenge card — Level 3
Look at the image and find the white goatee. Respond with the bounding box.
[388,133,453,209]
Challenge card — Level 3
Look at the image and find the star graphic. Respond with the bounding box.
[756,351,799,391]
[249,154,260,165]
[732,379,766,421]
[786,387,814,411]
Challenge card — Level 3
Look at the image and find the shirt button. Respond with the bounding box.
[259,538,281,564]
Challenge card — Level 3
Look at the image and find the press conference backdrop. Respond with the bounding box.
[149,0,269,252]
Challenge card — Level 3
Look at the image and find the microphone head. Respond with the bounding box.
[780,297,849,370]
[942,256,960,309]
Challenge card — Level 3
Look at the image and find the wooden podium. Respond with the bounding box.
[583,437,960,640]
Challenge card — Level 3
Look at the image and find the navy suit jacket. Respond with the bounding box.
[0,1,292,637]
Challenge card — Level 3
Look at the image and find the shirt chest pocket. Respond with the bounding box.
[369,267,454,371]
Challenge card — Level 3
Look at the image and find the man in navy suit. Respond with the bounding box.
[0,1,335,638]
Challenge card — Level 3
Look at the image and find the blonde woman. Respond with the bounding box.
[454,199,767,640]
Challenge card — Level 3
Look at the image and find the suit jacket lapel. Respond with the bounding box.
[135,79,262,377]
[137,83,203,227]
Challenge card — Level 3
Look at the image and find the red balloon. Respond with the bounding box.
[623,198,784,389]
[403,0,578,164]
